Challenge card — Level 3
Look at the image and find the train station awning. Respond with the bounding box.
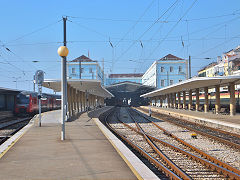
[42,79,114,98]
[0,87,20,94]
[141,75,240,98]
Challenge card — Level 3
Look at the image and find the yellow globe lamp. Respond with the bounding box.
[58,46,69,57]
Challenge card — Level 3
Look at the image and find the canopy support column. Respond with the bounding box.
[80,91,83,111]
[174,93,177,108]
[71,87,74,117]
[188,90,192,110]
[67,84,70,118]
[160,96,163,107]
[170,94,173,108]
[183,91,186,109]
[77,91,80,113]
[229,82,236,116]
[196,88,200,111]
[215,85,220,114]
[204,87,209,113]
[167,94,170,108]
[177,92,181,109]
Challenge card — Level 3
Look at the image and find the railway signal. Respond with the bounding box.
[35,70,44,127]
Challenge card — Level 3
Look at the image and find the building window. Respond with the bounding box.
[170,66,173,72]
[161,67,164,72]
[81,68,84,73]
[161,80,164,87]
[89,68,93,73]
[72,68,75,74]
[170,80,173,85]
[179,66,182,72]
[179,79,182,82]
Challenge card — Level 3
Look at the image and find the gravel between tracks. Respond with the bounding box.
[134,108,240,170]
[108,107,238,179]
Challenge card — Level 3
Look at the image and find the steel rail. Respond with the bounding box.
[127,108,240,179]
[0,117,31,130]
[125,108,191,180]
[0,125,26,145]
[104,109,181,180]
[132,108,240,175]
[138,107,240,150]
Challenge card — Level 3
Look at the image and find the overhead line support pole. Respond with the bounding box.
[61,16,67,141]
[189,55,191,79]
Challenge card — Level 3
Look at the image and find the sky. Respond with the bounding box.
[0,0,240,93]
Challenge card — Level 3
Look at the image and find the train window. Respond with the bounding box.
[17,94,30,104]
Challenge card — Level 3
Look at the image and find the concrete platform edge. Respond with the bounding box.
[139,106,240,134]
[94,118,159,180]
[0,116,36,159]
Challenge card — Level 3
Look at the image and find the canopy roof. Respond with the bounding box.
[42,79,114,98]
[106,81,155,93]
[0,87,20,94]
[141,75,240,98]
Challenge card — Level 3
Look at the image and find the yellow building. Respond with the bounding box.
[198,62,218,77]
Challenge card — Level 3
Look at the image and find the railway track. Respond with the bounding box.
[137,107,240,150]
[106,107,240,179]
[0,117,32,145]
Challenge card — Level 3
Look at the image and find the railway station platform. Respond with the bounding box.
[138,106,240,133]
[0,107,157,180]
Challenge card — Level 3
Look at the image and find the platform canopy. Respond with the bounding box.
[141,75,240,98]
[106,81,155,93]
[42,79,114,98]
[0,87,20,94]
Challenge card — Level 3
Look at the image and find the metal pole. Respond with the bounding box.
[189,55,191,79]
[38,85,42,127]
[33,75,35,92]
[61,16,67,141]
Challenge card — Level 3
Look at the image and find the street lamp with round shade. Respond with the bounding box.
[58,46,69,57]
[58,45,69,141]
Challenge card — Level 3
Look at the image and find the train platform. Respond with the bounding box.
[138,106,240,134]
[0,107,157,180]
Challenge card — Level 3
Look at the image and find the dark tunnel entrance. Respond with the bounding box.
[105,81,155,107]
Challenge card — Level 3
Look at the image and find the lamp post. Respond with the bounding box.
[58,46,69,140]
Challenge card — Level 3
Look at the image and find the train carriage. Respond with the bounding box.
[15,91,61,115]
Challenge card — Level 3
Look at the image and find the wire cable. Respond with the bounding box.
[148,0,198,58]
[4,19,62,45]
[114,0,156,47]
[113,0,180,67]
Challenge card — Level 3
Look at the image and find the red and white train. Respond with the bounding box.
[14,91,61,115]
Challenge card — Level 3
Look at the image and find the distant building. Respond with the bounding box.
[222,45,240,76]
[142,54,187,89]
[67,55,104,84]
[198,62,218,77]
[106,73,143,85]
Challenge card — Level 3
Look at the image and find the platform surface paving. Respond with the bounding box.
[0,108,137,180]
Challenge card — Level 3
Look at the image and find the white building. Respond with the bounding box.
[142,54,187,89]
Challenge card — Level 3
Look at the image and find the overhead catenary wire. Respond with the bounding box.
[195,32,240,56]
[67,19,109,38]
[67,11,240,23]
[4,19,62,45]
[148,0,198,59]
[0,50,26,75]
[113,0,180,68]
[114,0,156,48]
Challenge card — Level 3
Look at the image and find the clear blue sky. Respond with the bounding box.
[0,0,240,92]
